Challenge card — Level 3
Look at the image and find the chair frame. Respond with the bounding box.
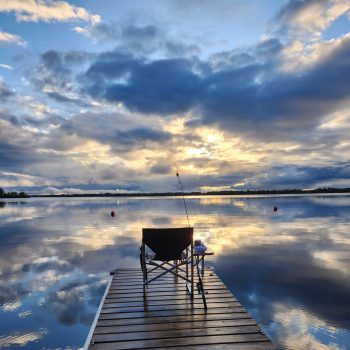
[141,227,194,298]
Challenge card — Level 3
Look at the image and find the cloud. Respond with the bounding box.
[274,0,350,41]
[46,91,91,107]
[39,186,131,195]
[122,24,158,40]
[30,49,95,106]
[0,0,100,24]
[0,104,176,191]
[1,1,350,193]
[0,141,57,171]
[31,50,72,93]
[74,21,200,57]
[271,0,350,71]
[115,127,172,146]
[244,163,350,190]
[74,23,158,43]
[83,54,203,115]
[0,30,27,46]
[200,45,349,139]
[81,32,350,143]
[0,63,13,70]
[149,164,172,175]
[49,110,172,150]
[0,80,15,101]
[0,113,89,187]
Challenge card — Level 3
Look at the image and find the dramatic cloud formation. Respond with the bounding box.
[0,0,350,193]
[80,33,350,142]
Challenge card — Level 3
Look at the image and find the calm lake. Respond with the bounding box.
[1,195,350,350]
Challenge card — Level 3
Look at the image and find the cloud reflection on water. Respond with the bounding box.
[0,329,48,348]
[193,195,350,349]
[0,196,350,349]
[271,304,344,350]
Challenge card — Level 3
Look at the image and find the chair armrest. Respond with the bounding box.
[193,249,214,256]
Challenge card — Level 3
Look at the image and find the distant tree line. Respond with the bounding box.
[203,187,350,196]
[0,187,29,198]
[30,187,350,197]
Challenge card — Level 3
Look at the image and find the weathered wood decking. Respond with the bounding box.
[85,267,275,350]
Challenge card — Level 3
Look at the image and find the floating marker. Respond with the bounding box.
[111,211,115,217]
[273,206,278,212]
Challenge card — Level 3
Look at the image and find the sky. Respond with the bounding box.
[1,0,350,194]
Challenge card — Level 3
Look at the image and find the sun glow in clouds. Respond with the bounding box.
[0,1,350,192]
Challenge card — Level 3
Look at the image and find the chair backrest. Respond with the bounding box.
[142,227,193,261]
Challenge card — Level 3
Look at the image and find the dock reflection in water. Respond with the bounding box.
[0,195,350,349]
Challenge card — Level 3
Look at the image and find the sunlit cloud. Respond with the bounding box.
[0,30,27,46]
[273,0,350,72]
[275,0,350,41]
[280,31,350,72]
[1,0,350,193]
[0,0,100,24]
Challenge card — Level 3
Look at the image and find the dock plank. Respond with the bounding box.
[105,290,235,302]
[90,333,271,350]
[94,318,257,334]
[96,312,255,327]
[92,325,261,342]
[86,268,275,350]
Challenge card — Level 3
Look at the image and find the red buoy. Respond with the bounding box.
[111,211,115,217]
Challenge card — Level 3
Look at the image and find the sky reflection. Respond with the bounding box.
[0,195,350,349]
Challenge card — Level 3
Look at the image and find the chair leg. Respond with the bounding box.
[174,260,178,283]
[191,243,194,297]
[141,243,147,297]
[186,248,189,281]
[196,257,207,309]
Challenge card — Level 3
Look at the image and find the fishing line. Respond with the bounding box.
[176,166,191,227]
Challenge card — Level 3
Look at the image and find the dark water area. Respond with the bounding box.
[0,195,350,349]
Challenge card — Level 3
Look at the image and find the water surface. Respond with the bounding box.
[0,195,350,349]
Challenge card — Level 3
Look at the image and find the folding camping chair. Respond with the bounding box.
[140,227,194,298]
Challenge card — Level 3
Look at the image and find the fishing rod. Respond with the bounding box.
[176,168,191,227]
[176,168,208,307]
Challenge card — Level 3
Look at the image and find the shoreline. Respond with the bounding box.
[26,188,350,198]
[3,188,350,199]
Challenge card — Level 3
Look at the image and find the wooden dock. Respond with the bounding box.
[85,267,275,350]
